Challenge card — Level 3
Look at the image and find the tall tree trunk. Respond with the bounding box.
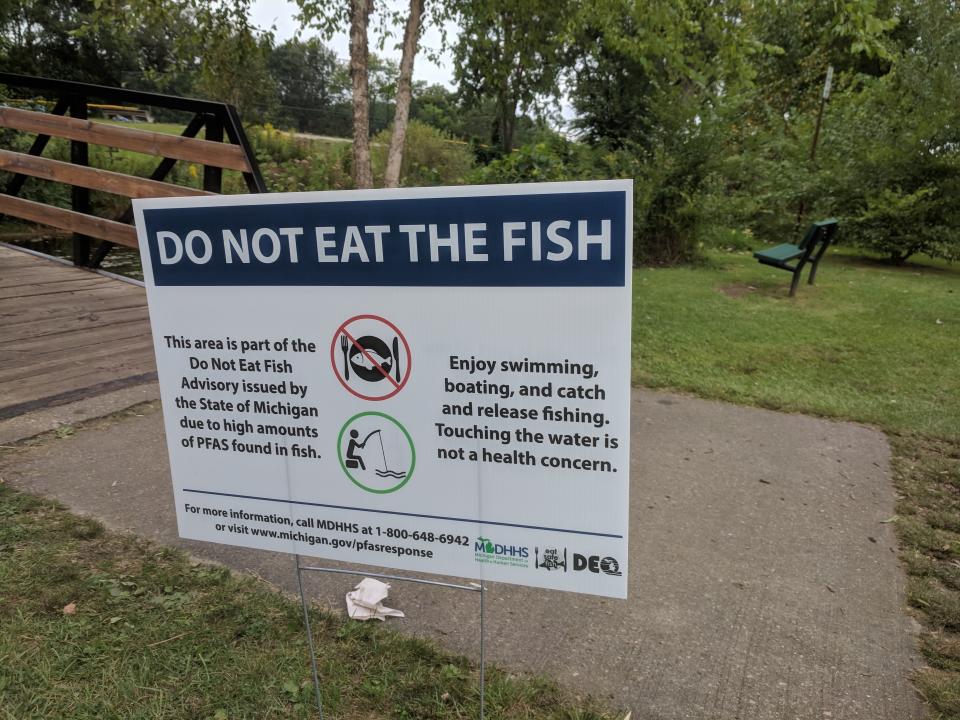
[499,94,516,153]
[383,0,424,188]
[349,0,374,189]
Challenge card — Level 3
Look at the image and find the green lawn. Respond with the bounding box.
[633,248,960,435]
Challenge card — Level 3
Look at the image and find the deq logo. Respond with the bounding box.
[475,537,529,568]
[573,553,623,576]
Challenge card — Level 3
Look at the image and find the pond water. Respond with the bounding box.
[6,235,144,280]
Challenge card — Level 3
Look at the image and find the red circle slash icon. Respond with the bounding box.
[330,314,412,401]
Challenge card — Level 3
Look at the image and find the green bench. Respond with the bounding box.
[753,219,839,297]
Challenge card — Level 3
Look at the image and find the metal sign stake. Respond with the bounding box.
[294,561,487,720]
[295,554,325,719]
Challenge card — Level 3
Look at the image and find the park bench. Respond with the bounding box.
[753,219,839,296]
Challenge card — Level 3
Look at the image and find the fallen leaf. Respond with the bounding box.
[62,602,77,615]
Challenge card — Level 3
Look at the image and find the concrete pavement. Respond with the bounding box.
[0,389,924,719]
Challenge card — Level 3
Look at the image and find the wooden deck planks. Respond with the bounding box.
[0,306,151,344]
[0,245,157,418]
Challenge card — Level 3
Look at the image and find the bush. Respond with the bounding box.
[246,123,313,165]
[371,120,474,187]
[468,132,714,266]
[224,124,353,193]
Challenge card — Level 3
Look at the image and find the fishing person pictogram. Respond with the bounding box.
[338,412,416,494]
[345,428,406,480]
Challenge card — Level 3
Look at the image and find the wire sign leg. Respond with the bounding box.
[295,555,324,719]
[479,580,486,720]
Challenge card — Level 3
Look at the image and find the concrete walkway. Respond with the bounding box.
[0,389,924,719]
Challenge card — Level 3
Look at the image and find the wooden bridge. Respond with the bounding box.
[0,244,155,425]
[0,74,266,439]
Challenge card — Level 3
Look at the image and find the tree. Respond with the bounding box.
[563,0,758,263]
[348,0,375,187]
[747,0,899,119]
[452,0,570,153]
[366,54,400,136]
[268,38,347,133]
[409,83,459,134]
[568,0,758,147]
[383,0,423,188]
[0,0,140,86]
[816,1,960,263]
[297,0,441,189]
[192,6,277,119]
[80,0,277,119]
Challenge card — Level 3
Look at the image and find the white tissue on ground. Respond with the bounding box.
[345,578,405,621]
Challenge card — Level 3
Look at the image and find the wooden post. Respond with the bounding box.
[69,95,91,266]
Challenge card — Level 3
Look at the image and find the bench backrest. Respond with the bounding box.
[800,219,839,252]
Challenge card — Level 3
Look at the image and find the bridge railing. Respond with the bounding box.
[0,73,266,268]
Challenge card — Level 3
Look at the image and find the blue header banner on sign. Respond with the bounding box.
[142,190,627,287]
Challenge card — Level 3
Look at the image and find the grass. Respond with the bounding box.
[891,432,960,717]
[633,247,959,435]
[0,481,613,720]
[634,247,960,718]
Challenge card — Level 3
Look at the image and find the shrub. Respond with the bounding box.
[469,133,710,265]
[224,125,353,193]
[371,121,474,187]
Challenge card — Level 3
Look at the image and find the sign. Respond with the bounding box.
[134,181,632,598]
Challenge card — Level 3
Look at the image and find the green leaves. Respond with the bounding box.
[452,0,573,151]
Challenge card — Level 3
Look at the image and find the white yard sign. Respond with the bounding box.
[134,181,632,598]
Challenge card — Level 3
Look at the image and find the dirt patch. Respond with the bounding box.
[718,282,789,298]
[718,283,760,298]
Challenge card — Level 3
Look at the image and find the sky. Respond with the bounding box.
[249,0,457,89]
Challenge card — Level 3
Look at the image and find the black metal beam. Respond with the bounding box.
[91,113,209,268]
[70,95,91,266]
[204,115,223,193]
[0,72,230,116]
[223,105,268,193]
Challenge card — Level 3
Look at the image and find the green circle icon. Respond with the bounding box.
[337,411,416,494]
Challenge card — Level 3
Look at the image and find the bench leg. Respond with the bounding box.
[808,259,821,285]
[789,262,806,297]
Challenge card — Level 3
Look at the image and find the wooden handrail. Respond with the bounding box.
[0,195,138,248]
[0,149,212,199]
[0,107,252,172]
